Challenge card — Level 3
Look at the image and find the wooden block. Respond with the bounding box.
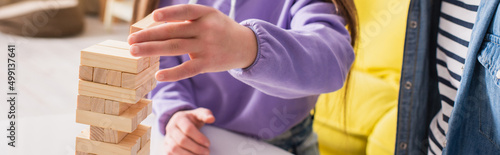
[92,67,108,84]
[77,95,92,111]
[141,57,151,72]
[152,56,160,63]
[79,66,94,81]
[90,97,105,113]
[76,99,152,133]
[104,127,129,144]
[76,128,141,155]
[149,56,159,66]
[144,79,152,96]
[122,62,160,89]
[96,40,153,68]
[146,99,152,115]
[106,70,122,87]
[78,80,151,104]
[77,138,150,155]
[98,41,155,71]
[97,40,130,50]
[137,141,150,155]
[130,125,151,149]
[80,43,148,73]
[97,40,152,68]
[105,100,131,115]
[94,40,151,72]
[90,126,128,144]
[76,151,95,155]
[89,125,105,142]
[136,82,150,101]
[130,13,163,34]
[151,77,157,90]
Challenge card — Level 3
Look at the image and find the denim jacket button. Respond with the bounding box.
[399,142,408,150]
[410,21,418,28]
[405,81,412,89]
[496,70,500,79]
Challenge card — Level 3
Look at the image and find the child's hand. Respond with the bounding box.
[164,108,215,155]
[128,4,258,82]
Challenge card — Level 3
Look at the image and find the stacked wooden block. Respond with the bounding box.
[75,39,159,155]
[75,13,162,155]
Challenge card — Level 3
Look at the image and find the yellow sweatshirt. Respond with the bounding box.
[313,0,410,154]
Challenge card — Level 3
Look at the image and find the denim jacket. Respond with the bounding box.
[395,0,500,154]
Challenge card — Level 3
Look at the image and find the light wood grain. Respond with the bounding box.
[121,62,159,89]
[76,127,141,155]
[90,97,105,113]
[150,56,159,66]
[144,79,152,97]
[80,44,148,73]
[137,140,150,155]
[92,67,108,84]
[79,66,94,81]
[105,100,131,116]
[96,40,155,74]
[151,77,157,90]
[106,70,122,87]
[130,13,163,34]
[89,125,105,142]
[97,40,131,50]
[77,95,92,111]
[78,80,150,104]
[130,125,151,149]
[76,99,152,133]
[76,151,95,155]
[90,126,128,144]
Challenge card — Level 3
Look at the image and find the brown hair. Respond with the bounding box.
[330,0,358,46]
[328,0,358,143]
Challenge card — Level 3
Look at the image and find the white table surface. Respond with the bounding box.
[0,114,291,155]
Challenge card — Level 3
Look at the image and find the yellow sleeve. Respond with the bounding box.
[313,0,410,154]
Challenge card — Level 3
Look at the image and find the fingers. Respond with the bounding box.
[170,126,210,154]
[156,59,204,82]
[175,115,211,147]
[129,39,199,57]
[154,4,215,22]
[128,22,198,44]
[164,135,196,155]
[189,108,215,124]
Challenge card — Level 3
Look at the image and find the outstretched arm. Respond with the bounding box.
[131,1,354,99]
[229,1,354,99]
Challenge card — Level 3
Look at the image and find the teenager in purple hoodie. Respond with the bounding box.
[128,0,357,154]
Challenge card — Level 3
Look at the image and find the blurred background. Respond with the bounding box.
[0,0,411,154]
[0,0,157,154]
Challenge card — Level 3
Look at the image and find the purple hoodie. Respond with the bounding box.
[152,0,354,139]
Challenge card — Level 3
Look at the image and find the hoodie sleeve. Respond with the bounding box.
[228,0,354,99]
[150,56,197,135]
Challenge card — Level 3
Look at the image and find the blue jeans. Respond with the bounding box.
[266,115,319,155]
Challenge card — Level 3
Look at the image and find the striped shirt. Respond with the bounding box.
[428,0,479,154]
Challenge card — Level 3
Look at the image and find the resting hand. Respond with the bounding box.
[164,108,215,155]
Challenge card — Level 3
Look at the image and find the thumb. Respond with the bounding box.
[190,108,215,124]
[155,59,204,82]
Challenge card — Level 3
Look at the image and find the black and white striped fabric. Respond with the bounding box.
[428,0,479,154]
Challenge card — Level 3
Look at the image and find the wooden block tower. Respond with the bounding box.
[75,14,161,155]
